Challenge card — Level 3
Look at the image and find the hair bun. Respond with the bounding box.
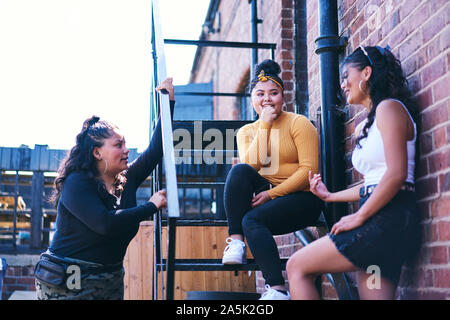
[83,115,100,130]
[254,59,281,77]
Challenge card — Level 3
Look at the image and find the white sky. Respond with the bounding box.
[0,0,210,152]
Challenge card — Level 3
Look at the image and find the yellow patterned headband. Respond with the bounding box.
[257,70,284,90]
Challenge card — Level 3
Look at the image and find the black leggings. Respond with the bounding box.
[224,163,323,286]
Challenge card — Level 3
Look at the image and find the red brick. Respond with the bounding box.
[425,268,434,287]
[281,39,293,50]
[281,18,293,28]
[281,29,293,39]
[283,81,294,91]
[416,88,433,111]
[429,0,449,13]
[281,71,293,81]
[433,126,447,149]
[281,9,293,19]
[440,23,450,51]
[18,277,36,285]
[399,32,422,61]
[280,50,293,59]
[448,124,450,144]
[421,57,446,88]
[399,0,423,20]
[405,3,430,35]
[351,12,365,34]
[3,277,17,284]
[420,132,433,155]
[437,220,450,242]
[421,102,448,131]
[431,195,450,219]
[422,11,445,44]
[446,2,450,24]
[389,24,408,52]
[381,9,399,38]
[428,149,450,173]
[430,245,448,264]
[426,36,441,62]
[416,46,429,70]
[432,74,450,103]
[281,0,293,9]
[433,268,450,288]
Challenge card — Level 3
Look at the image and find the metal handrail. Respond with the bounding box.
[151,1,180,220]
[150,0,180,300]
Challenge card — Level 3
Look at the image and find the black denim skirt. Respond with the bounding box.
[329,190,421,285]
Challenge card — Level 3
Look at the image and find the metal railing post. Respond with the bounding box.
[151,0,181,300]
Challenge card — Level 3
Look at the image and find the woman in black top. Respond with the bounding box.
[35,78,174,300]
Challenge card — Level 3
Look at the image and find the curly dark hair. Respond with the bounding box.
[342,46,418,148]
[249,59,284,93]
[49,116,127,206]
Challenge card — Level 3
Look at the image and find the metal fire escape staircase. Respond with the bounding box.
[149,0,356,300]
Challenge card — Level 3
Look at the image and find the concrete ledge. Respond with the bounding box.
[1,254,40,267]
[8,290,37,300]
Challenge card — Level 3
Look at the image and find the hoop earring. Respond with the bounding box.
[103,159,108,175]
[358,80,369,95]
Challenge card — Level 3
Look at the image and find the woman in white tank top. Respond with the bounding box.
[287,46,421,300]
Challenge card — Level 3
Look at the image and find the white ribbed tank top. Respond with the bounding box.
[352,99,416,187]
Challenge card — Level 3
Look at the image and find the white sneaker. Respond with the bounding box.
[259,285,290,300]
[222,237,246,265]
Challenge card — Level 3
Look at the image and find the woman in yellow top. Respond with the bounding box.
[221,59,323,300]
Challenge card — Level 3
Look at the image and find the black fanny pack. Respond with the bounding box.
[34,253,68,288]
[34,252,123,289]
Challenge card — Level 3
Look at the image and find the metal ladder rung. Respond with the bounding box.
[157,258,288,272]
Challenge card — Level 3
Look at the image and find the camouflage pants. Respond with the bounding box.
[35,267,124,300]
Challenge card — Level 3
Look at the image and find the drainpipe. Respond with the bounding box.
[250,0,260,72]
[315,0,347,226]
[250,0,262,120]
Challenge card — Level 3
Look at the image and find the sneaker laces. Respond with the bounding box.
[224,237,245,253]
[260,285,276,299]
[260,285,289,299]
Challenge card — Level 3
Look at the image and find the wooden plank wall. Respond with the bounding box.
[123,221,256,300]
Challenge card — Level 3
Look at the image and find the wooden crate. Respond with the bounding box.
[123,221,256,300]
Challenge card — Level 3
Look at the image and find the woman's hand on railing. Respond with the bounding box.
[156,77,175,101]
[149,189,167,209]
[308,171,331,202]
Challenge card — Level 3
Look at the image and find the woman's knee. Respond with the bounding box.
[228,163,254,179]
[286,249,312,278]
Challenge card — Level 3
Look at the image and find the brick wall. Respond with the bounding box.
[191,0,297,118]
[1,255,39,300]
[307,0,450,299]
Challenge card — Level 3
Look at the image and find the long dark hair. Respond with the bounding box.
[343,46,418,148]
[50,115,127,206]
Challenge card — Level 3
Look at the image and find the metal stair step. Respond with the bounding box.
[157,258,288,271]
[186,291,261,300]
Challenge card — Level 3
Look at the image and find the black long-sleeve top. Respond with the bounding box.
[49,101,175,264]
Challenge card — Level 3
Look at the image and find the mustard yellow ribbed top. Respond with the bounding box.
[236,111,319,199]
